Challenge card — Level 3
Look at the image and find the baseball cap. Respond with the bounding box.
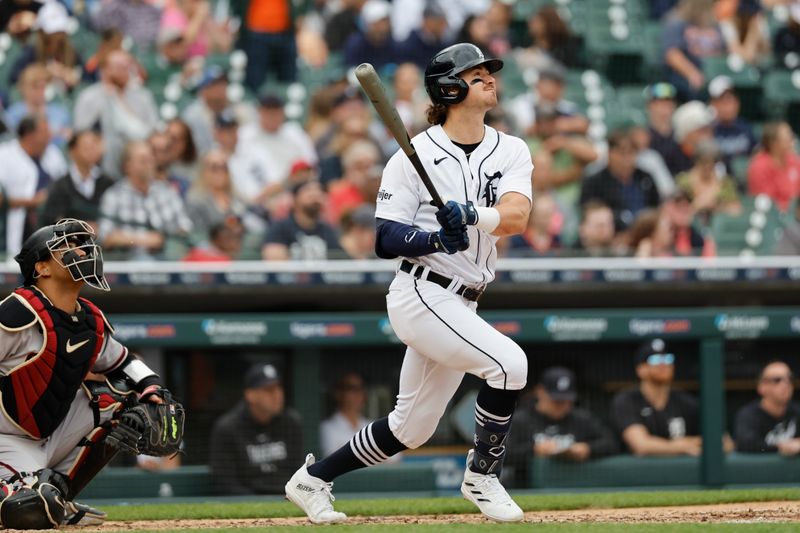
[708,75,734,99]
[672,101,716,143]
[244,363,281,389]
[538,64,566,84]
[644,82,677,101]
[196,65,228,91]
[259,93,285,109]
[361,0,391,25]
[539,367,577,402]
[333,85,364,108]
[215,109,238,128]
[36,1,71,34]
[635,338,675,366]
[423,4,446,19]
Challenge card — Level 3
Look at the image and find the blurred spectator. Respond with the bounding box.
[625,208,674,257]
[344,0,399,71]
[629,121,676,199]
[398,4,450,69]
[41,129,114,227]
[186,149,252,236]
[662,190,715,257]
[182,66,237,154]
[612,339,703,456]
[1,0,42,38]
[240,95,318,186]
[581,129,661,231]
[98,140,193,259]
[671,100,716,175]
[484,0,512,58]
[149,130,190,198]
[0,114,67,257]
[231,0,302,91]
[773,2,800,69]
[644,82,684,176]
[662,0,726,101]
[327,140,382,224]
[508,64,587,139]
[9,1,83,90]
[650,0,679,20]
[165,118,200,184]
[83,28,147,83]
[393,62,428,135]
[183,215,245,261]
[708,76,756,168]
[320,372,370,456]
[209,363,303,495]
[506,192,561,257]
[159,0,232,64]
[675,138,741,224]
[325,0,366,52]
[316,87,375,177]
[338,205,377,259]
[717,0,770,66]
[747,121,800,212]
[507,367,617,486]
[5,64,71,147]
[261,178,341,260]
[775,201,800,254]
[213,110,277,212]
[515,5,577,71]
[92,0,162,51]
[456,13,492,58]
[74,50,159,177]
[572,200,618,257]
[735,361,800,455]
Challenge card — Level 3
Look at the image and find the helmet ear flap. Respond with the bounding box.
[433,75,469,105]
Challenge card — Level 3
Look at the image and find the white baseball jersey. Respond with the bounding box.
[375,124,533,285]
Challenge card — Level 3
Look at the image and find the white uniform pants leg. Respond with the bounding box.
[386,273,528,449]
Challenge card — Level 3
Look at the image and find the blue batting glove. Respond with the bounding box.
[436,201,478,231]
[429,226,470,254]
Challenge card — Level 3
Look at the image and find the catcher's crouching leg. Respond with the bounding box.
[0,469,69,529]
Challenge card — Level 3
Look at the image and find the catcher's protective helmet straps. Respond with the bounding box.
[424,43,504,105]
[15,218,110,291]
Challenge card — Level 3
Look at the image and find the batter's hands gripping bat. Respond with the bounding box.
[355,63,445,209]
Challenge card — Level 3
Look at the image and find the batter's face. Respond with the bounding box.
[459,65,497,109]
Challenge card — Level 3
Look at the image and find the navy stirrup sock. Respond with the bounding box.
[470,384,520,475]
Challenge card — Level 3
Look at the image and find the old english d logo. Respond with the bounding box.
[65,338,90,353]
[482,171,502,207]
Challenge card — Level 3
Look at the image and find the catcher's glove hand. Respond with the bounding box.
[106,389,185,456]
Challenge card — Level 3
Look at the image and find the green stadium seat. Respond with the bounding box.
[711,197,784,255]
[763,70,800,133]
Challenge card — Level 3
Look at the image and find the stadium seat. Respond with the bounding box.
[763,69,800,132]
[711,197,784,256]
[702,56,763,121]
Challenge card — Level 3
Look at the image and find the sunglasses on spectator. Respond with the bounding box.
[761,375,793,385]
[647,83,677,100]
[646,353,675,366]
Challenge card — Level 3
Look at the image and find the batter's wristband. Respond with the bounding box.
[474,207,500,233]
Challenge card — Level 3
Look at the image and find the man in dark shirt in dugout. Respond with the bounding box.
[507,367,617,486]
[735,360,800,456]
[209,363,303,494]
[611,338,733,456]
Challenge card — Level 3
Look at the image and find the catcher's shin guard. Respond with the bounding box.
[0,469,69,530]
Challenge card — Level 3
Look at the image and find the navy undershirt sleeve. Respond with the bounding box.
[375,219,438,259]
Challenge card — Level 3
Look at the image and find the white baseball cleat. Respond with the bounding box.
[460,450,524,522]
[285,454,348,524]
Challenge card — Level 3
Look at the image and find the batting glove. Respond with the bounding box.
[436,201,478,231]
[430,226,470,254]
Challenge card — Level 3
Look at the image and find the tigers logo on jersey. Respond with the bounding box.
[482,171,502,207]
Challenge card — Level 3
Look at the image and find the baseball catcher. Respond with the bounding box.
[0,219,184,529]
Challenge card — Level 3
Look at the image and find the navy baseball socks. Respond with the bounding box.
[461,384,524,522]
[286,417,407,523]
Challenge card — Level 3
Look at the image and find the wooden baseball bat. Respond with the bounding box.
[355,63,445,209]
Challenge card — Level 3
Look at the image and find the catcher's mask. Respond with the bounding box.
[15,218,110,291]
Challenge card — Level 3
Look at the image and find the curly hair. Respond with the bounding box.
[426,103,448,125]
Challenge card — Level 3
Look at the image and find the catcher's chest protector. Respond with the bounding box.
[0,287,105,439]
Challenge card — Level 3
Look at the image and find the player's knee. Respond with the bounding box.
[0,470,68,529]
[486,344,528,391]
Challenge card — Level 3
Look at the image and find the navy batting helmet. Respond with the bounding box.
[15,218,109,291]
[424,43,503,105]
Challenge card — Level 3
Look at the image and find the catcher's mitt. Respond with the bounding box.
[106,389,185,456]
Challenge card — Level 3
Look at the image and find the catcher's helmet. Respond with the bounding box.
[15,218,110,291]
[424,43,503,105]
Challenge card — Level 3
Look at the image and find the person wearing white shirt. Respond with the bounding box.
[320,373,371,457]
[0,115,67,257]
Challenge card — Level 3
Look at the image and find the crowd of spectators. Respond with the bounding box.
[0,0,799,261]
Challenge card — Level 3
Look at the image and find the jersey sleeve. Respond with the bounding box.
[610,390,641,434]
[91,333,128,374]
[375,151,421,225]
[0,328,39,365]
[495,136,533,203]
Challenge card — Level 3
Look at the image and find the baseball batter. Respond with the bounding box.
[286,43,533,523]
[0,219,183,529]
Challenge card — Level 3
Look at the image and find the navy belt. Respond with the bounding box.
[400,260,484,302]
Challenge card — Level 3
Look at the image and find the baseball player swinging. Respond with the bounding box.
[286,43,533,523]
[0,219,184,529]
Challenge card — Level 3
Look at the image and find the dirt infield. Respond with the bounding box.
[55,500,798,530]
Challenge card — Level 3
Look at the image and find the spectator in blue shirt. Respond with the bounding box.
[708,75,756,170]
[344,0,400,73]
[398,4,450,69]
